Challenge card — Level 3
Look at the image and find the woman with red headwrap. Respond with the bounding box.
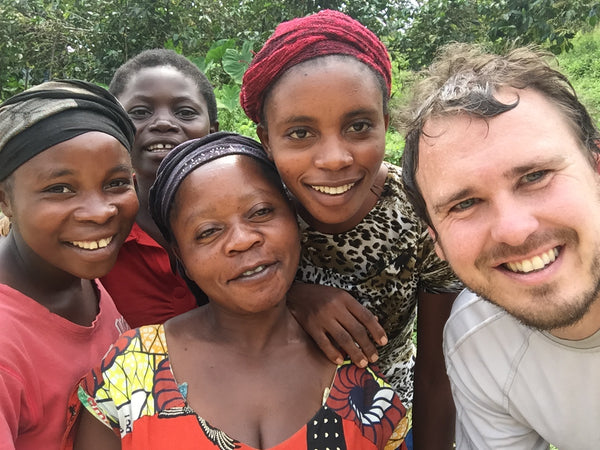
[241,10,463,450]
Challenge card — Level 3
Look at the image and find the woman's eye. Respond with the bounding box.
[197,228,217,240]
[176,108,199,119]
[128,107,151,120]
[107,179,132,189]
[348,121,371,133]
[252,207,273,218]
[288,129,311,139]
[45,185,72,194]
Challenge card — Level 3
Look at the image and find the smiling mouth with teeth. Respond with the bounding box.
[146,143,175,152]
[70,236,113,250]
[311,183,355,195]
[504,247,559,273]
[241,265,267,277]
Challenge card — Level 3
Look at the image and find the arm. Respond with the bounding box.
[412,290,456,450]
[73,407,120,450]
[287,281,387,367]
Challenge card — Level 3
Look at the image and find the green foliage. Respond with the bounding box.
[485,0,599,54]
[557,27,600,123]
[397,0,483,70]
[396,0,600,69]
[2,0,600,148]
[384,129,405,165]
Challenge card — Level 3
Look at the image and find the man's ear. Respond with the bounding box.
[594,151,600,175]
[427,226,446,261]
[210,121,220,133]
[256,125,274,160]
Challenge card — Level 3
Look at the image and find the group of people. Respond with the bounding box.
[0,7,598,450]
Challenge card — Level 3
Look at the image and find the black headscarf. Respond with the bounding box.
[0,79,135,181]
[149,131,278,244]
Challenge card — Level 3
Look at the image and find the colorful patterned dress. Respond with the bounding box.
[73,325,410,449]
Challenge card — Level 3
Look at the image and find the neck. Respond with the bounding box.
[0,233,98,325]
[201,302,305,355]
[0,232,81,292]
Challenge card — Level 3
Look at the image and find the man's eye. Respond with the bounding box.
[451,198,477,212]
[522,170,548,184]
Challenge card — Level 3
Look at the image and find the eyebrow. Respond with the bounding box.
[129,94,203,105]
[431,188,475,215]
[39,163,132,181]
[279,107,380,126]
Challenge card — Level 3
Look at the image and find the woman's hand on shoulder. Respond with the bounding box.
[287,282,387,368]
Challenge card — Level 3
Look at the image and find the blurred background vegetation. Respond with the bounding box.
[1,0,600,163]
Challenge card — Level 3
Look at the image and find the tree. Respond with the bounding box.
[396,0,600,70]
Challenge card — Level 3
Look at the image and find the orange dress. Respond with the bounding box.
[70,325,410,449]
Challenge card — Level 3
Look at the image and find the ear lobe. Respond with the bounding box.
[210,121,220,133]
[256,125,274,160]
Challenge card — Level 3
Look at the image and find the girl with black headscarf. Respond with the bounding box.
[0,80,138,449]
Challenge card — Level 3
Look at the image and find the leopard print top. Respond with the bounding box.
[296,163,463,407]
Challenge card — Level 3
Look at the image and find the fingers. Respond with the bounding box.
[304,303,387,368]
[302,322,346,366]
[346,300,388,347]
[287,282,388,368]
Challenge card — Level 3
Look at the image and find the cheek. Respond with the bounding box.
[271,153,305,182]
[437,222,485,266]
[120,192,140,217]
[184,119,211,138]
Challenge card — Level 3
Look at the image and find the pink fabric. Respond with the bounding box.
[100,222,199,328]
[0,282,127,450]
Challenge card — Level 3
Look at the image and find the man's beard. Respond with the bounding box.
[453,228,600,331]
[471,249,600,331]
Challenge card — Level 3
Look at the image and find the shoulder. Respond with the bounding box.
[445,290,529,352]
[444,290,535,395]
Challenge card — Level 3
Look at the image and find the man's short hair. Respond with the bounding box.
[398,43,600,230]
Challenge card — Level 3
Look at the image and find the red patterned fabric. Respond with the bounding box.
[67,325,410,450]
[240,9,392,124]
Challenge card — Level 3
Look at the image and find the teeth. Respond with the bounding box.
[241,265,266,276]
[505,248,558,273]
[147,143,175,152]
[311,183,355,195]
[71,236,113,250]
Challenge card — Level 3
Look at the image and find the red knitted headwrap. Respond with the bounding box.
[240,9,392,124]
